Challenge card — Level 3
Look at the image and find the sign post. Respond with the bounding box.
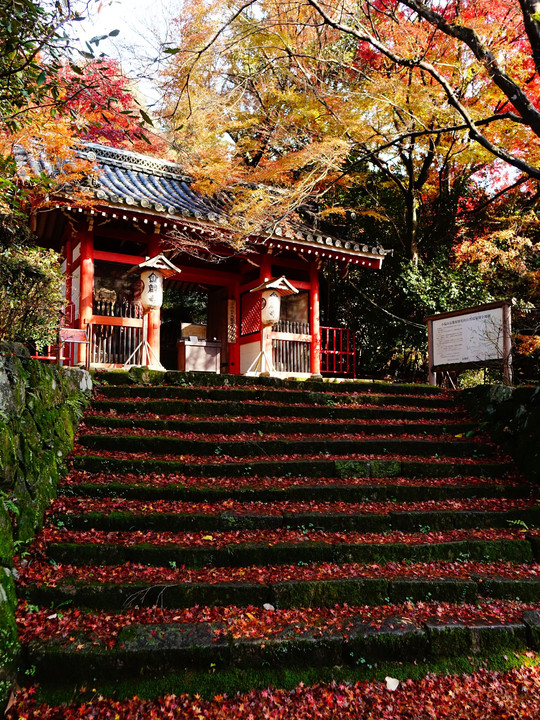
[425,301,513,386]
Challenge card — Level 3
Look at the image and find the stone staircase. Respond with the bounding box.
[14,372,540,701]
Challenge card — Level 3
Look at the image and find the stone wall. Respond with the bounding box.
[0,343,91,703]
[461,384,540,484]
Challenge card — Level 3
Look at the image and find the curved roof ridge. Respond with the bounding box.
[77,142,192,182]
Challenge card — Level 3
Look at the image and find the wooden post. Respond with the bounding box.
[78,228,94,367]
[426,318,437,386]
[309,261,321,376]
[147,235,161,365]
[503,302,513,385]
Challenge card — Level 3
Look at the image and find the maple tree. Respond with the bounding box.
[157,0,540,380]
[59,59,169,153]
[0,4,167,346]
[158,0,539,255]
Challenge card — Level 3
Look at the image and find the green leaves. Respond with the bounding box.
[0,228,64,347]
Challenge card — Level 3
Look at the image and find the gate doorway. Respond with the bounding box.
[160,283,230,372]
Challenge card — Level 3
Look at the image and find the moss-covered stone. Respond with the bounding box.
[345,618,429,664]
[334,460,370,478]
[273,578,388,608]
[478,578,540,601]
[469,623,527,654]
[231,630,342,669]
[425,622,472,657]
[25,633,110,682]
[0,424,17,490]
[522,610,540,649]
[0,567,19,707]
[0,350,91,704]
[389,579,477,604]
[115,623,230,671]
[0,503,14,567]
[467,539,533,563]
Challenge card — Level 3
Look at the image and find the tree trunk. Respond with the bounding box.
[406,190,420,265]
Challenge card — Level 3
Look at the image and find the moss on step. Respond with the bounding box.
[20,618,536,688]
[73,454,514,481]
[345,618,429,663]
[47,536,535,569]
[26,649,539,707]
[51,507,539,534]
[59,481,531,503]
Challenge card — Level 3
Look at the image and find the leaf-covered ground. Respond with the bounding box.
[15,558,540,586]
[16,599,537,645]
[14,377,539,719]
[7,666,540,719]
[34,525,532,550]
[60,470,527,489]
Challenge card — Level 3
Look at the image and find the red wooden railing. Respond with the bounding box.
[31,302,77,365]
[321,326,356,378]
[90,300,144,365]
[272,319,311,373]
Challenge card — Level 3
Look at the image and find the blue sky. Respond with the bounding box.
[72,0,175,102]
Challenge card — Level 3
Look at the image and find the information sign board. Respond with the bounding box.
[425,301,512,385]
[431,306,504,366]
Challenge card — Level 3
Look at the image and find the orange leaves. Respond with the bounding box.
[453,233,537,275]
[514,335,540,356]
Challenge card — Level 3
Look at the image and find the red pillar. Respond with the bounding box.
[78,229,94,367]
[310,261,321,376]
[228,282,240,374]
[147,235,162,365]
[260,254,273,372]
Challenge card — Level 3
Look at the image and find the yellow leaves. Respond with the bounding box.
[454,218,539,275]
[514,335,540,356]
[356,208,392,222]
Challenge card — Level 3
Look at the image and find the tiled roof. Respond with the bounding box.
[80,144,228,222]
[16,142,389,264]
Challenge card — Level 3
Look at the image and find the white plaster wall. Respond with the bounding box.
[240,341,260,374]
[71,267,80,320]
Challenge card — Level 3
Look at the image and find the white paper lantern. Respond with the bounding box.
[261,289,281,326]
[140,270,163,310]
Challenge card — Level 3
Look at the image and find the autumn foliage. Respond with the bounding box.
[58,59,169,155]
[7,667,540,719]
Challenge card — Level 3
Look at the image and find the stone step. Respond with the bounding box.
[46,533,535,568]
[90,398,465,420]
[59,476,530,502]
[96,372,447,396]
[96,384,457,408]
[22,612,537,684]
[48,503,540,533]
[72,454,515,479]
[77,433,495,459]
[14,371,538,705]
[83,415,477,436]
[20,565,540,610]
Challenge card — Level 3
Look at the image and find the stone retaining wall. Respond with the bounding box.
[0,343,91,703]
[461,384,540,484]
